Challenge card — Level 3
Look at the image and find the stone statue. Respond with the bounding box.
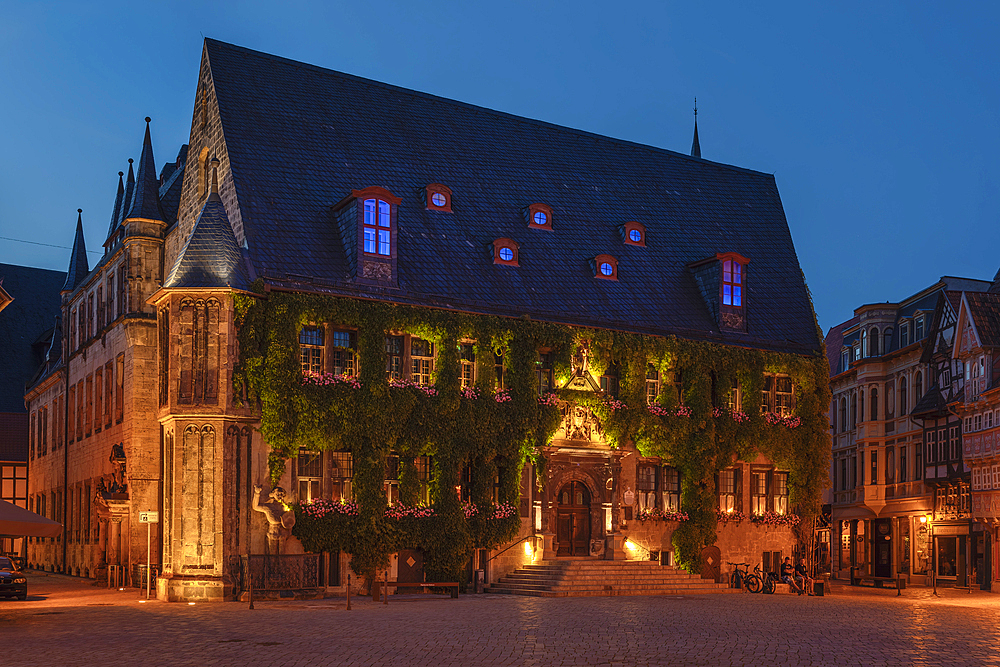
[252,485,296,554]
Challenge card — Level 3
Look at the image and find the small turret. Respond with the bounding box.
[690,98,701,159]
[61,209,89,293]
[123,117,166,222]
[103,171,126,251]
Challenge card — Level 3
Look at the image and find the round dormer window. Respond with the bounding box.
[533,211,547,226]
[600,262,614,276]
[499,247,514,261]
[431,192,447,207]
[629,229,642,243]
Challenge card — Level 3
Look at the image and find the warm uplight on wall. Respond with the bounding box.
[524,540,533,557]
[919,516,928,524]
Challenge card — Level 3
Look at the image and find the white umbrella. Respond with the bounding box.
[0,498,62,538]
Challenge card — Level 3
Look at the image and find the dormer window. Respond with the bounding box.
[622,221,646,247]
[349,186,401,284]
[492,238,519,266]
[425,184,453,212]
[526,203,553,230]
[716,252,748,332]
[593,254,618,281]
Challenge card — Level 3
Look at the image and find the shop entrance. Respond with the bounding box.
[873,518,892,578]
[556,481,591,556]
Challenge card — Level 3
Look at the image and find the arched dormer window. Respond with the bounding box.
[870,327,879,356]
[350,186,401,285]
[425,183,452,212]
[622,221,646,247]
[492,238,519,266]
[593,254,618,281]
[525,203,553,230]
[861,329,868,358]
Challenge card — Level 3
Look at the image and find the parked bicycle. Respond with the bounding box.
[727,562,751,590]
[753,563,778,594]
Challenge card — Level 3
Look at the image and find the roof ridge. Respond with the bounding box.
[203,38,775,181]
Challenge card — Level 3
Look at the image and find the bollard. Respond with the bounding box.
[384,569,388,606]
[346,573,351,610]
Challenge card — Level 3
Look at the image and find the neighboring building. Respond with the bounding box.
[826,276,990,586]
[947,285,1000,591]
[0,263,65,557]
[26,39,828,601]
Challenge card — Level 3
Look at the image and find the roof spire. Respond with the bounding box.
[124,117,166,222]
[104,170,126,248]
[690,98,701,158]
[62,209,89,293]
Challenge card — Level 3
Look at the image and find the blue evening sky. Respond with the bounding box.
[2,1,998,332]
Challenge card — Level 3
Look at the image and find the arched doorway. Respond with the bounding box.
[556,481,592,556]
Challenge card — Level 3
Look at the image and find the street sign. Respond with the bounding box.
[139,511,159,523]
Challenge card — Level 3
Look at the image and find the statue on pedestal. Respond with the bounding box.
[252,485,296,555]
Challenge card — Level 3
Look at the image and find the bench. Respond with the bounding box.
[384,581,460,599]
[852,575,903,590]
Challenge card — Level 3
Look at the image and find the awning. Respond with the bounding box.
[831,506,876,521]
[0,498,62,538]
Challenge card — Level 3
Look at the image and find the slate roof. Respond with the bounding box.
[104,172,125,244]
[124,119,166,222]
[0,263,65,412]
[62,211,89,292]
[825,316,858,376]
[911,382,947,418]
[965,292,1000,347]
[163,190,251,291]
[159,144,188,226]
[204,39,821,355]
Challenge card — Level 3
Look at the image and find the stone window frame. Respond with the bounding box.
[717,466,742,513]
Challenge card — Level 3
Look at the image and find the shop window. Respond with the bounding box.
[410,338,435,386]
[385,336,404,380]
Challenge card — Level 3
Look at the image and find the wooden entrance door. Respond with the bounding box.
[556,482,591,556]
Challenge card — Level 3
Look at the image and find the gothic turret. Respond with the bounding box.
[162,158,250,291]
[103,171,126,252]
[61,209,89,293]
[124,118,166,222]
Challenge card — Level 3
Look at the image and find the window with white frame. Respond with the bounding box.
[385,336,403,380]
[728,378,741,412]
[410,338,435,386]
[296,448,323,502]
[330,330,356,376]
[752,470,769,514]
[662,467,681,511]
[300,326,324,374]
[717,467,739,512]
[645,365,660,405]
[460,344,476,388]
[636,464,658,511]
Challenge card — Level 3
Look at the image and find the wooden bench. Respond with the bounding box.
[384,581,460,598]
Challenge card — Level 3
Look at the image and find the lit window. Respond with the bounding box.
[385,336,403,380]
[718,468,739,513]
[411,338,435,386]
[300,326,324,374]
[297,448,322,502]
[772,472,788,513]
[526,203,553,230]
[722,259,742,306]
[460,344,475,388]
[493,238,519,266]
[363,198,391,256]
[330,330,356,377]
[594,254,618,280]
[623,221,646,247]
[425,184,452,212]
[637,465,658,510]
[645,365,660,404]
[662,467,680,511]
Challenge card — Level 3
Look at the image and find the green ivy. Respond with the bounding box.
[234,284,831,580]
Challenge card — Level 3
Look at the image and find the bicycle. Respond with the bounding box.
[727,562,752,591]
[753,563,777,594]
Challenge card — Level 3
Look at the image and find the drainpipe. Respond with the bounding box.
[63,307,70,574]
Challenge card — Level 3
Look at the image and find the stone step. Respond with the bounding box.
[485,586,737,598]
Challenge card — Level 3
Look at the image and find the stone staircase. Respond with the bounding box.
[486,558,736,597]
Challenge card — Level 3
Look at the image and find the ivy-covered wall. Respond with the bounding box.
[234,283,831,581]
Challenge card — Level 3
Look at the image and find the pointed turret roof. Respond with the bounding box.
[124,118,166,222]
[117,159,135,230]
[690,101,701,159]
[62,210,89,292]
[104,171,126,247]
[162,161,250,291]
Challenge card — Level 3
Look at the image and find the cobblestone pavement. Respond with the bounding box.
[3,573,1000,666]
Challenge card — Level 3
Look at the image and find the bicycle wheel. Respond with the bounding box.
[744,574,761,593]
[762,576,775,594]
[730,571,742,589]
